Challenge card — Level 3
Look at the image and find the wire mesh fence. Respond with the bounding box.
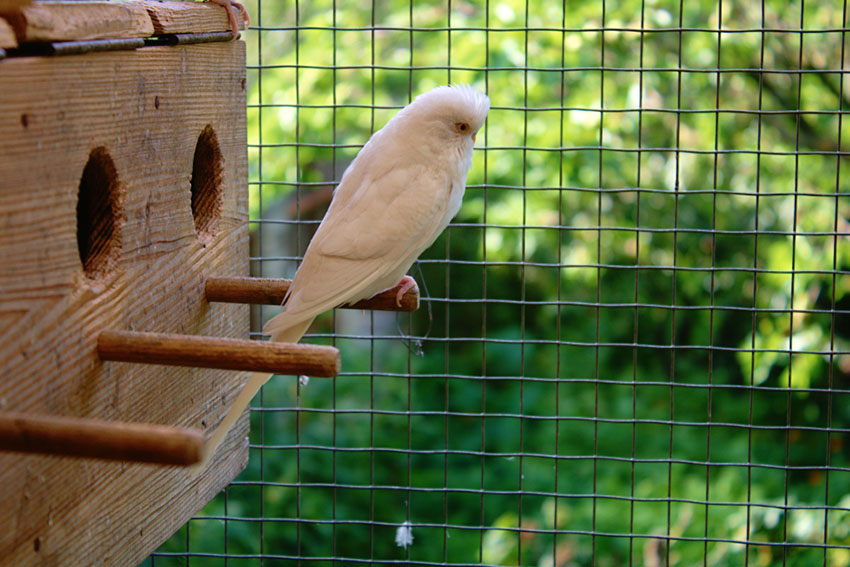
[147,1,850,565]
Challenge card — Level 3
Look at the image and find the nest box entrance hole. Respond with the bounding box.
[77,147,123,281]
[191,125,224,245]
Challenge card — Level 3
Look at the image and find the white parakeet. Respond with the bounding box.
[197,85,489,469]
[265,84,490,342]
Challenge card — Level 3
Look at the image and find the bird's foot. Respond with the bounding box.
[231,0,251,28]
[207,0,251,39]
[395,276,418,308]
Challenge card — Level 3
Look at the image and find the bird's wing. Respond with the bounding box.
[284,163,451,316]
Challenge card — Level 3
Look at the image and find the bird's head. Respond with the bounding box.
[396,84,490,153]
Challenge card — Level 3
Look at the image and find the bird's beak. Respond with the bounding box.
[472,133,477,143]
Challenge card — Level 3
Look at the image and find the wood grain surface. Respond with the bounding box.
[0,41,249,565]
[0,0,247,44]
[0,411,205,465]
[205,275,422,312]
[143,0,248,35]
[4,1,154,42]
[0,0,29,13]
[98,330,341,376]
[0,16,16,47]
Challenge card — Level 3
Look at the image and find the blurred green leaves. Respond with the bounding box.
[149,0,849,565]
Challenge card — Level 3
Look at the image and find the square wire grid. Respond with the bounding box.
[150,1,850,565]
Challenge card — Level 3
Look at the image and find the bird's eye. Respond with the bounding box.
[455,122,470,134]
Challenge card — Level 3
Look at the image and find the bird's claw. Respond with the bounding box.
[207,0,251,39]
[395,276,418,308]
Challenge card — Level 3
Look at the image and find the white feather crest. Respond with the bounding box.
[400,84,490,129]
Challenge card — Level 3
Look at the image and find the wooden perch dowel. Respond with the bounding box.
[205,276,420,312]
[98,330,340,377]
[0,411,203,465]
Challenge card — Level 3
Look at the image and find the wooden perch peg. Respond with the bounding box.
[0,411,204,465]
[205,276,421,312]
[98,330,340,377]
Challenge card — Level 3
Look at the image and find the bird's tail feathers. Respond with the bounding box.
[263,312,314,343]
[190,370,272,476]
[190,313,313,475]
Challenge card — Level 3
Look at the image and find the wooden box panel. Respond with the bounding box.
[0,41,249,565]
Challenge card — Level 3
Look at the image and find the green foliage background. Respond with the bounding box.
[149,1,850,565]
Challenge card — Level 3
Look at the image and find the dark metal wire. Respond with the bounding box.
[331,5,339,567]
[247,62,850,73]
[245,25,850,34]
[443,6,452,565]
[666,4,686,565]
[824,5,848,564]
[518,0,530,562]
[256,3,266,565]
[629,4,647,564]
[479,5,490,563]
[746,5,767,562]
[247,103,850,116]
[704,3,723,563]
[783,5,807,564]
[593,3,607,562]
[148,2,850,566]
[294,2,303,564]
[554,3,566,564]
[369,5,377,565]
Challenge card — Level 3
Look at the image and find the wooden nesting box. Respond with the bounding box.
[0,3,251,564]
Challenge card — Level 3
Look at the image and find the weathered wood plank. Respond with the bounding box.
[0,17,16,47]
[143,0,247,35]
[0,0,30,13]
[0,41,249,566]
[5,1,153,42]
